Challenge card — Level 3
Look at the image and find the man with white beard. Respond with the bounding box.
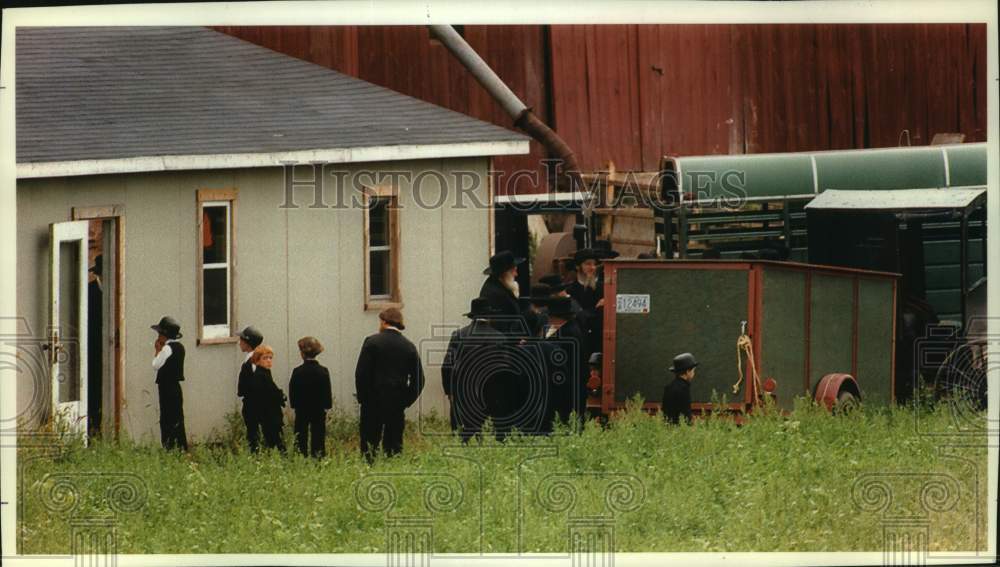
[478,250,526,337]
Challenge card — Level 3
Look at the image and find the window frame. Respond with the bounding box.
[362,184,402,310]
[196,188,238,344]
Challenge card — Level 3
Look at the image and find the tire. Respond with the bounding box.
[934,341,987,412]
[833,390,859,415]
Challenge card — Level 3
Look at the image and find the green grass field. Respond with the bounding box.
[17,399,989,554]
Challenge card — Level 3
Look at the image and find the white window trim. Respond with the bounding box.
[197,189,238,344]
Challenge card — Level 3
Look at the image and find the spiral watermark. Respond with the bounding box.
[851,472,982,565]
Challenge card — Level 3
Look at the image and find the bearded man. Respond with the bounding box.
[478,250,525,336]
[565,248,604,358]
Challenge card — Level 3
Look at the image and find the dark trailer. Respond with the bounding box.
[805,186,988,407]
[597,260,898,415]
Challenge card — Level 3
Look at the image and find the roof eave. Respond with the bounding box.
[16,140,530,179]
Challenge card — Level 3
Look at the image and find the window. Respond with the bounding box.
[197,188,237,342]
[363,185,400,308]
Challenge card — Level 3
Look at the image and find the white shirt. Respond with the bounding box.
[243,351,256,371]
[152,339,180,371]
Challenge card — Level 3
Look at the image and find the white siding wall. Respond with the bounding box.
[16,157,492,442]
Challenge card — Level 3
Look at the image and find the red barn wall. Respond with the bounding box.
[215,24,987,194]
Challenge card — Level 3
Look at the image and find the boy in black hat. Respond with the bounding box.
[151,316,188,450]
[662,352,698,425]
[237,325,264,452]
[289,336,332,458]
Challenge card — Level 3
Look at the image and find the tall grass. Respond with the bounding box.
[18,399,988,554]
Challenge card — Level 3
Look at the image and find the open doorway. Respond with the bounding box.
[73,206,124,439]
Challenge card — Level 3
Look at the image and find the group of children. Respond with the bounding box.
[151,317,333,457]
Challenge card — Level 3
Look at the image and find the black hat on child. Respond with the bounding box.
[238,326,264,348]
[151,316,182,339]
[669,352,699,373]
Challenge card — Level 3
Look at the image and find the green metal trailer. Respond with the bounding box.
[593,260,898,415]
[659,142,987,324]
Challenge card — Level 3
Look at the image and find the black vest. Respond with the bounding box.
[156,342,186,384]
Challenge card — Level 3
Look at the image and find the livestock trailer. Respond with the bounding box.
[593,260,898,415]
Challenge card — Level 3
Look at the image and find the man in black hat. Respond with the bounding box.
[479,250,525,336]
[151,316,188,450]
[541,296,588,432]
[442,298,514,441]
[355,307,425,463]
[236,325,265,452]
[565,248,604,359]
[662,352,698,425]
[522,284,554,338]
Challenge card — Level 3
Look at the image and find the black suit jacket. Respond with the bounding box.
[479,277,526,336]
[247,366,286,423]
[237,357,254,401]
[537,319,587,423]
[289,360,333,414]
[441,320,509,398]
[355,329,425,408]
[662,377,693,425]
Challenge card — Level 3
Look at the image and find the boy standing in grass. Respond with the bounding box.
[151,316,188,451]
[250,345,287,453]
[289,337,332,458]
[237,326,264,453]
[663,352,697,425]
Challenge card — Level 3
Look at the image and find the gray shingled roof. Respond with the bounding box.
[16,26,528,165]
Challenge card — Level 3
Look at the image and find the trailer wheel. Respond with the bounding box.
[833,390,859,415]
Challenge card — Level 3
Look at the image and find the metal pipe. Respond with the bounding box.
[429,25,587,217]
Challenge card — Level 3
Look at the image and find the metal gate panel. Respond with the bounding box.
[760,267,808,409]
[808,273,855,390]
[612,266,749,404]
[856,277,896,405]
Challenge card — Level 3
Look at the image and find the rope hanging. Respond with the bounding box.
[732,330,763,405]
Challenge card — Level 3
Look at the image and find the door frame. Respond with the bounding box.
[72,205,125,438]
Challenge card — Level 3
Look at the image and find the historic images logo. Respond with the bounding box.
[418,319,585,439]
[0,317,78,432]
[355,463,645,567]
[852,472,972,566]
[910,316,996,440]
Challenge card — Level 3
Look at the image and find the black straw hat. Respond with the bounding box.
[238,326,264,348]
[669,352,699,373]
[151,316,182,339]
[593,240,620,259]
[464,297,501,318]
[573,248,601,265]
[546,297,576,318]
[483,250,525,276]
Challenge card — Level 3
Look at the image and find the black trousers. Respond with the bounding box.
[242,405,262,453]
[294,410,326,457]
[261,415,286,453]
[359,402,404,464]
[157,381,188,451]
